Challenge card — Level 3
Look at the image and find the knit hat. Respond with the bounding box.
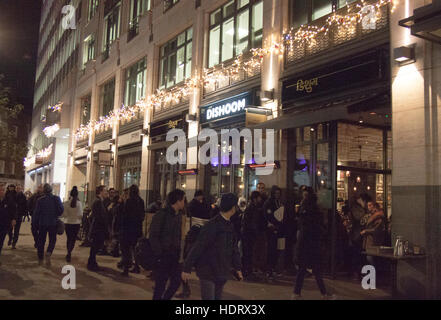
[219,193,238,212]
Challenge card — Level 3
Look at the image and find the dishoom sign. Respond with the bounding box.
[200,92,252,124]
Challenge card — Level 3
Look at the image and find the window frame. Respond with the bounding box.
[100,78,116,117]
[158,28,193,90]
[164,0,180,12]
[124,57,147,107]
[88,0,99,21]
[102,2,121,57]
[208,0,264,69]
[128,0,151,40]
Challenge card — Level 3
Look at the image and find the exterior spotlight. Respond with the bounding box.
[140,128,149,137]
[258,89,275,103]
[393,45,416,65]
[185,113,198,123]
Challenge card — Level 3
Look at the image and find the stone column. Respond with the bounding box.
[391,0,441,299]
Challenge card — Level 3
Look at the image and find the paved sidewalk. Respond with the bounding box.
[0,222,391,300]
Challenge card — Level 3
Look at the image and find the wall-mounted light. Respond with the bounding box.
[109,139,116,146]
[258,89,275,103]
[140,128,149,137]
[393,45,416,65]
[86,146,91,151]
[186,113,198,123]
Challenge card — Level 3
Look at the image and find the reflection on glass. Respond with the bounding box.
[312,0,333,20]
[294,145,311,188]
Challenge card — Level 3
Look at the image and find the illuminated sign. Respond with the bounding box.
[200,92,251,124]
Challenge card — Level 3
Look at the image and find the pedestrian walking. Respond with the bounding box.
[120,185,145,276]
[293,187,335,300]
[149,189,186,300]
[6,184,17,248]
[0,184,17,265]
[62,187,83,263]
[87,185,109,272]
[182,193,243,300]
[22,190,32,222]
[28,185,43,248]
[33,184,64,266]
[9,185,27,248]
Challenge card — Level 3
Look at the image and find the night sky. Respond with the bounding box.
[0,0,42,114]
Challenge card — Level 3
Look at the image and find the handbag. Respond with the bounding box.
[56,218,65,235]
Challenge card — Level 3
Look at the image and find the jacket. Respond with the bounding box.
[296,203,322,267]
[0,197,17,227]
[188,199,212,220]
[362,212,386,250]
[263,197,284,234]
[28,192,43,216]
[33,193,64,227]
[62,200,83,224]
[120,196,145,243]
[89,198,109,239]
[349,200,367,242]
[241,202,263,235]
[149,205,182,257]
[16,192,28,217]
[183,214,241,282]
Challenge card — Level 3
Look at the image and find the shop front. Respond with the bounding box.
[117,129,143,191]
[148,112,188,202]
[200,90,263,203]
[257,47,392,276]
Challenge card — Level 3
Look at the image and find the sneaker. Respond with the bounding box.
[322,294,337,300]
[45,253,52,267]
[11,243,16,250]
[291,294,302,300]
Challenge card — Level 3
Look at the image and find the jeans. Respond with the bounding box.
[65,224,80,255]
[294,263,327,296]
[266,231,279,273]
[0,225,9,256]
[8,218,22,245]
[200,279,226,300]
[31,223,39,248]
[88,233,105,267]
[153,253,182,300]
[37,225,57,260]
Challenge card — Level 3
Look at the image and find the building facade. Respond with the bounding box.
[27,0,441,298]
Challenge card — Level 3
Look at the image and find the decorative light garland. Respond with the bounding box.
[43,124,60,138]
[48,102,63,113]
[24,144,53,168]
[74,0,395,141]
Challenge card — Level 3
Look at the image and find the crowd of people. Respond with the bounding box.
[0,180,389,300]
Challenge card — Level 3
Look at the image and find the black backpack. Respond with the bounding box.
[135,238,156,271]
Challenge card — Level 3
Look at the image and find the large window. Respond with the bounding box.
[82,34,95,67]
[290,0,357,28]
[100,78,115,117]
[102,2,121,59]
[129,0,151,40]
[208,0,263,68]
[88,0,99,21]
[164,0,179,12]
[159,28,193,90]
[124,57,147,106]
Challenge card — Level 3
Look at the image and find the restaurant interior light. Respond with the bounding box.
[393,45,416,65]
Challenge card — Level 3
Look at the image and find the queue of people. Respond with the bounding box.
[0,179,389,300]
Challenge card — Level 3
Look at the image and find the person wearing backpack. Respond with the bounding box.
[149,189,186,300]
[182,193,243,300]
[33,184,64,266]
[120,185,145,276]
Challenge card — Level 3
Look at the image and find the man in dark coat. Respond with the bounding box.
[87,185,109,271]
[33,184,64,266]
[149,189,186,300]
[182,193,243,300]
[0,184,17,264]
[263,185,284,279]
[28,184,43,248]
[187,190,211,221]
[120,185,145,276]
[5,185,17,247]
[8,184,27,249]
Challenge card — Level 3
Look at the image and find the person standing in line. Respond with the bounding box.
[6,184,17,247]
[149,189,186,300]
[28,185,43,248]
[257,182,268,203]
[62,187,83,263]
[182,193,243,300]
[87,185,109,272]
[120,185,145,276]
[263,185,284,280]
[293,187,335,300]
[241,191,263,280]
[22,190,32,222]
[33,184,64,267]
[9,184,27,249]
[0,184,17,265]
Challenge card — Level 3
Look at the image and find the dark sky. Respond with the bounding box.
[0,0,42,113]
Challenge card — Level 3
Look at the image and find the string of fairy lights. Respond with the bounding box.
[68,0,395,143]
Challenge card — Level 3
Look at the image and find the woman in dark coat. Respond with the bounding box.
[293,187,334,299]
[120,185,145,276]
